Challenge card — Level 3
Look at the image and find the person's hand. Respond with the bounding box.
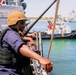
[29,38,37,50]
[23,37,37,50]
[38,57,53,73]
[27,32,36,38]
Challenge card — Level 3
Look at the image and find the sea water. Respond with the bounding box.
[42,39,76,75]
[30,21,76,75]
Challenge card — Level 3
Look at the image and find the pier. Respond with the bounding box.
[28,16,68,22]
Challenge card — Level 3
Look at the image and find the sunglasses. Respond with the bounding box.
[20,21,26,25]
[20,20,30,25]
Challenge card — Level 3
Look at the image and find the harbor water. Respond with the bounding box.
[42,39,76,75]
[30,21,76,75]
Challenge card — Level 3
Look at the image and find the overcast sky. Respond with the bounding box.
[24,0,76,17]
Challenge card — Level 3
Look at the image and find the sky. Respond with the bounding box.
[24,0,76,17]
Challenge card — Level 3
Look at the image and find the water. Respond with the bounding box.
[32,21,76,75]
[42,39,76,75]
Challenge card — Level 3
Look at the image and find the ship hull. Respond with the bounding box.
[33,32,76,39]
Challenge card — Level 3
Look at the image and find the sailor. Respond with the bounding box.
[0,11,53,75]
